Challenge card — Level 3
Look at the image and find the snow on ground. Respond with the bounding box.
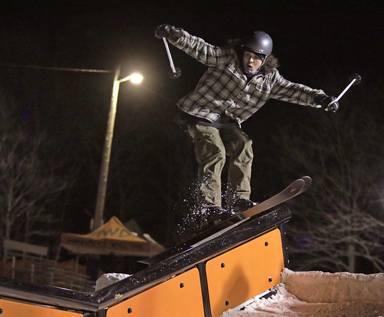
[95,272,131,290]
[222,268,384,317]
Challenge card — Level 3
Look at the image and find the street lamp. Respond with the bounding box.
[93,65,144,229]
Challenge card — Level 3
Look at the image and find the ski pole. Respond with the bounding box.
[162,37,182,79]
[328,73,362,106]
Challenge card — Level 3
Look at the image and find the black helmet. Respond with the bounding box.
[242,31,273,57]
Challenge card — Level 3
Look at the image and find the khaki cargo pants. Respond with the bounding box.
[187,123,253,207]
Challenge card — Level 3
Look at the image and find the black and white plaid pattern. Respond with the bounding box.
[168,28,324,124]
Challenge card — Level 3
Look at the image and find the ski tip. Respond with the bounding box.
[301,176,312,186]
[288,178,306,195]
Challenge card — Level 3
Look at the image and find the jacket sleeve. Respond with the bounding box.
[167,27,235,67]
[269,69,324,107]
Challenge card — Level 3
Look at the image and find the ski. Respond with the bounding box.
[243,175,311,218]
[190,176,312,248]
[144,176,312,265]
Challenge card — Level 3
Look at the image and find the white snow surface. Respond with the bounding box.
[95,272,131,291]
[222,268,384,317]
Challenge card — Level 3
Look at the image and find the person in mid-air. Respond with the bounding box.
[155,24,338,218]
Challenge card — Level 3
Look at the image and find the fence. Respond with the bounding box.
[1,239,95,292]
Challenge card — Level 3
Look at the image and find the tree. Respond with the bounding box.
[273,109,384,273]
[0,92,69,243]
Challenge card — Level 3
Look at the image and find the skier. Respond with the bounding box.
[155,24,338,218]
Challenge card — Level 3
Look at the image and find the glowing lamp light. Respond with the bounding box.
[129,72,144,85]
[119,72,144,85]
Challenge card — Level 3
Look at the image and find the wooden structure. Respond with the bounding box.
[60,216,165,256]
[1,239,94,292]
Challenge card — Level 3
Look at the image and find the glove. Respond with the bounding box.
[154,24,182,41]
[314,94,339,112]
[155,24,171,39]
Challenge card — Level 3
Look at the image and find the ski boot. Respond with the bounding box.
[200,204,237,225]
[232,198,257,213]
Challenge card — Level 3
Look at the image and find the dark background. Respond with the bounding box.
[0,1,383,245]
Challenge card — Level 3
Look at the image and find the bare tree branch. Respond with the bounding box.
[0,92,69,244]
[274,109,384,273]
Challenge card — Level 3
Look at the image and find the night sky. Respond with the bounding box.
[1,1,383,244]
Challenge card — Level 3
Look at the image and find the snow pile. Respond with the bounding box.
[283,268,384,303]
[222,268,384,317]
[95,273,131,291]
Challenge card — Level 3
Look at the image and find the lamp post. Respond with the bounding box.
[93,65,144,229]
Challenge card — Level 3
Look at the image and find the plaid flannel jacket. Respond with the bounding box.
[167,28,324,124]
